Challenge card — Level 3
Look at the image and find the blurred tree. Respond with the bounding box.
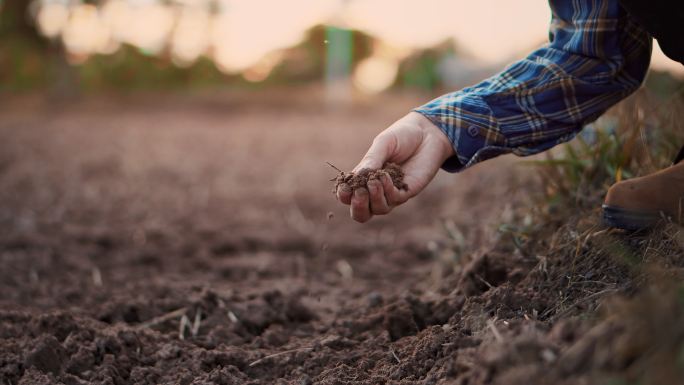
[270,25,373,86]
[0,0,41,42]
[0,0,81,95]
[0,0,45,90]
[399,40,455,91]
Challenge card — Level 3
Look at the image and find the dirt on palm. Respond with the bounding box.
[332,163,408,192]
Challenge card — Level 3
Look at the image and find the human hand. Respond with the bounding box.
[336,112,455,222]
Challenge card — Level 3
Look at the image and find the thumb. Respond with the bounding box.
[354,134,395,171]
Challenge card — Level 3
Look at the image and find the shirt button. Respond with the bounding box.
[467,125,479,137]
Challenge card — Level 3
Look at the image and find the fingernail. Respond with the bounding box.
[354,188,367,197]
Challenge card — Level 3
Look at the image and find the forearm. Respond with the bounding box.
[415,0,652,172]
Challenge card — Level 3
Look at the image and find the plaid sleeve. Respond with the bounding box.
[414,0,652,172]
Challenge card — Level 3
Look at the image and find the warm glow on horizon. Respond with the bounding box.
[210,0,337,73]
[33,0,684,80]
[342,0,551,63]
[61,4,113,56]
[36,2,69,38]
[353,56,399,94]
[171,6,211,66]
[242,51,284,82]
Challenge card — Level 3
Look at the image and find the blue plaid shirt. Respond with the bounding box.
[414,0,652,172]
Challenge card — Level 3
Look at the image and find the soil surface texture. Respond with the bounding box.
[1,92,660,385]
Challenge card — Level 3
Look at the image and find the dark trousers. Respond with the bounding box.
[620,0,684,65]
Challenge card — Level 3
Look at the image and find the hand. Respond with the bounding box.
[336,112,455,222]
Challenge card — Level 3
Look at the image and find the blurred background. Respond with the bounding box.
[2,4,684,385]
[2,0,683,96]
[1,0,684,257]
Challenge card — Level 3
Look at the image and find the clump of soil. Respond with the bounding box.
[332,162,408,192]
[4,98,684,385]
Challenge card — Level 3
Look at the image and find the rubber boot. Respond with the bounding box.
[602,147,684,230]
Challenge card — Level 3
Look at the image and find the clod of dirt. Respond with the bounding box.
[332,163,408,192]
[24,335,66,375]
[367,292,384,308]
[384,302,419,341]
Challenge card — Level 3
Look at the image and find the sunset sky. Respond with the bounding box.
[34,0,684,79]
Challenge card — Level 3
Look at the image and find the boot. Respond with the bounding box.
[602,147,684,230]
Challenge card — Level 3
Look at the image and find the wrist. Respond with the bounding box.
[408,112,456,162]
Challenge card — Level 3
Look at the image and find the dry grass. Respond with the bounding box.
[428,84,684,384]
[504,88,684,384]
[528,90,684,211]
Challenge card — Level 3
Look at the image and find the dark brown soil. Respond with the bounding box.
[1,93,682,385]
[333,163,408,192]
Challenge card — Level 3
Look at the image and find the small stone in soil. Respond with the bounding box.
[367,292,384,308]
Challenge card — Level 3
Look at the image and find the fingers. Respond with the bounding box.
[341,131,406,223]
[379,172,410,206]
[344,173,409,223]
[367,179,391,215]
[350,188,372,223]
[354,134,395,172]
[336,183,352,205]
